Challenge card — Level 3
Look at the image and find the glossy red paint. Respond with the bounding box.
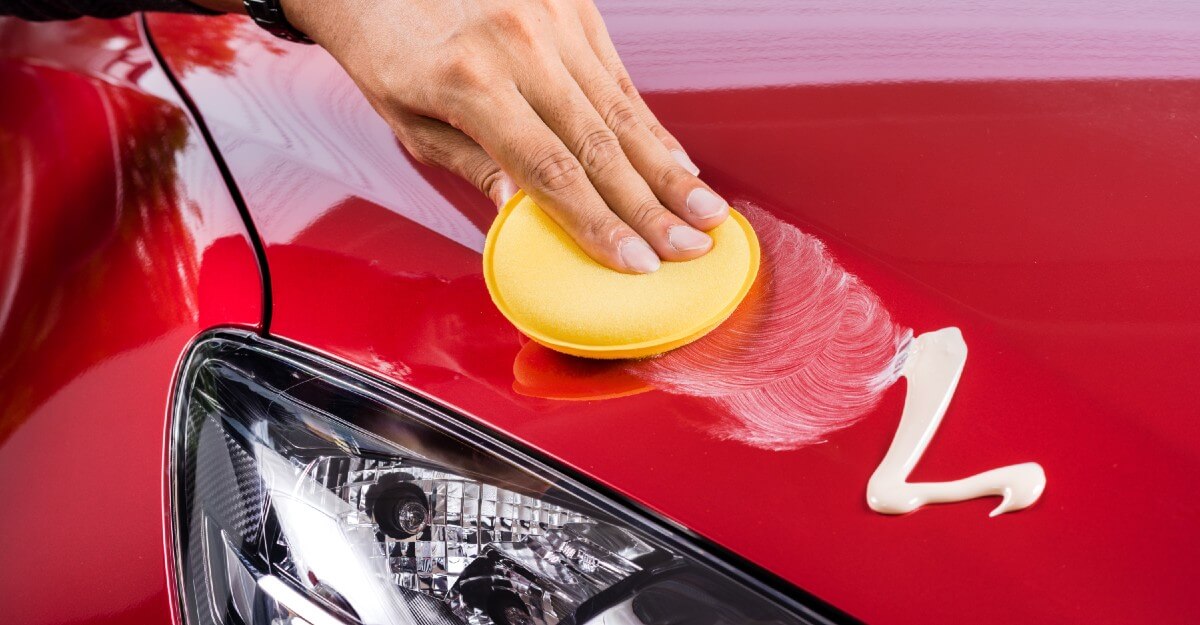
[147,3,1200,624]
[0,16,262,625]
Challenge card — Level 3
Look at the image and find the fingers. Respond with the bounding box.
[456,89,662,274]
[556,34,729,232]
[574,1,700,175]
[521,63,718,263]
[397,115,517,207]
[385,1,726,274]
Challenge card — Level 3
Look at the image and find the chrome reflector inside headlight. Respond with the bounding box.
[172,332,831,625]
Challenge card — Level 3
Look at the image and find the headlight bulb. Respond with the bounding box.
[367,476,431,540]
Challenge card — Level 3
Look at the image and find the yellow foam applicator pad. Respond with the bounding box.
[484,191,760,359]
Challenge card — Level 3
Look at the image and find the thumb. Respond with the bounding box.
[397,115,517,208]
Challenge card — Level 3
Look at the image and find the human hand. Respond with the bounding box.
[271,0,730,273]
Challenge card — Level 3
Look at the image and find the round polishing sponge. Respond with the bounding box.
[484,191,760,359]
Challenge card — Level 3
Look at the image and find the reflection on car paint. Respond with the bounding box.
[0,58,200,439]
[0,16,264,624]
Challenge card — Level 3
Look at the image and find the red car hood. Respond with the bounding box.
[151,3,1200,623]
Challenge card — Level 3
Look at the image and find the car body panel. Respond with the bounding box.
[147,3,1200,623]
[147,2,1200,624]
[0,1,1194,623]
[0,16,262,625]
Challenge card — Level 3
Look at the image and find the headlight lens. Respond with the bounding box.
[172,332,829,625]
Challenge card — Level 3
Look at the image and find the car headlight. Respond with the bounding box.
[171,331,834,625]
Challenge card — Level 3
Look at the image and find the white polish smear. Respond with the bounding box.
[626,204,911,448]
[867,328,1047,516]
[620,204,1046,517]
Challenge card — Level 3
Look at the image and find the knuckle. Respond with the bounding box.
[437,54,492,94]
[626,196,666,229]
[615,73,640,99]
[645,119,667,140]
[487,4,522,26]
[653,160,689,190]
[528,144,585,193]
[489,6,539,43]
[578,209,618,244]
[576,128,623,173]
[599,97,640,136]
[477,166,507,198]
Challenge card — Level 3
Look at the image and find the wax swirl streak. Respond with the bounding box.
[626,204,911,449]
[622,203,1045,515]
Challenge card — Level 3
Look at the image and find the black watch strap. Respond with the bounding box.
[243,0,314,44]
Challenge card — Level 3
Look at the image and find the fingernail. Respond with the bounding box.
[686,187,729,220]
[668,225,712,252]
[619,237,661,274]
[671,149,700,175]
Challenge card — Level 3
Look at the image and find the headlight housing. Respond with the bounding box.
[171,331,835,625]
